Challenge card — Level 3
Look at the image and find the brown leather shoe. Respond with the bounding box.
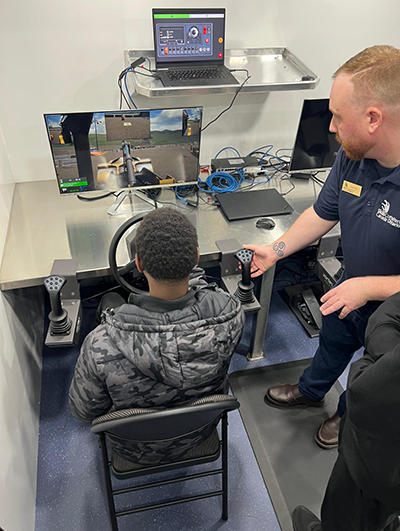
[265,383,324,408]
[292,505,323,531]
[315,412,341,449]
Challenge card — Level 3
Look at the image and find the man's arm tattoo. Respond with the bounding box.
[273,241,286,258]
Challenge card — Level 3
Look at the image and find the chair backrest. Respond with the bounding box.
[91,395,239,441]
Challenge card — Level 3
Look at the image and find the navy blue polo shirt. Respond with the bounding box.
[314,147,400,280]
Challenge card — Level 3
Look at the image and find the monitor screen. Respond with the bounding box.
[44,107,202,195]
[289,99,340,173]
[153,8,226,67]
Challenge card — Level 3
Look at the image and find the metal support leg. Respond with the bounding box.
[221,412,228,521]
[247,265,276,361]
[99,434,119,531]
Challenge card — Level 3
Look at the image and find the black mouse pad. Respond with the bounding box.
[216,188,294,221]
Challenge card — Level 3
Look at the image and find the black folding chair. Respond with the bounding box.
[91,394,240,531]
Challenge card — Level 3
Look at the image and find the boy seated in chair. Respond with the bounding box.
[69,208,245,465]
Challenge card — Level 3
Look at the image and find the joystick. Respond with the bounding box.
[189,26,199,38]
[44,275,72,335]
[234,249,255,304]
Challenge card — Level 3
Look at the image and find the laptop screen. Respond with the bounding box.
[153,8,226,68]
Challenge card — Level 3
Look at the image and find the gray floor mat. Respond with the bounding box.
[229,359,342,531]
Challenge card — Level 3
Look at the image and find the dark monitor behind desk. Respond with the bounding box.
[289,98,340,177]
[215,188,293,222]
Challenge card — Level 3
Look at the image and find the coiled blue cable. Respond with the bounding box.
[198,168,245,193]
[199,144,285,192]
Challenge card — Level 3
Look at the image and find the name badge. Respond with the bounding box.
[342,180,362,197]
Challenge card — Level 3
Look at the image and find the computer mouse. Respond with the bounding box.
[256,218,276,230]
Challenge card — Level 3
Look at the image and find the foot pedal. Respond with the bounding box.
[301,288,322,329]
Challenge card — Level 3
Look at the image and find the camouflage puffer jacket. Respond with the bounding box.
[69,273,245,465]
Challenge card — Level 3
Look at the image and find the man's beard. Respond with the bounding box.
[335,133,371,161]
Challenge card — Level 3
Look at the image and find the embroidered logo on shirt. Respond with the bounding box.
[376,199,400,228]
[342,180,362,197]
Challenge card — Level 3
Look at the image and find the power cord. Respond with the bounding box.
[201,74,251,132]
[280,175,296,196]
[143,187,161,208]
[174,185,199,208]
[174,184,197,198]
[120,60,163,110]
[123,69,137,109]
[118,67,135,109]
[229,68,250,77]
[133,56,160,78]
[77,191,115,201]
[310,172,326,186]
[247,145,286,178]
[118,57,148,110]
[118,74,131,110]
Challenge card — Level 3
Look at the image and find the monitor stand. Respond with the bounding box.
[107,189,161,216]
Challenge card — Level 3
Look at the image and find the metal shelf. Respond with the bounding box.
[125,47,319,98]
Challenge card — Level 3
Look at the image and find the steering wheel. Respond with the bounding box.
[108,212,149,295]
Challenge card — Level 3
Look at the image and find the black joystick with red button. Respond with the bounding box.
[44,275,72,335]
[234,249,256,304]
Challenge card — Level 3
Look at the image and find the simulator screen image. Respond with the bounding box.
[44,107,202,194]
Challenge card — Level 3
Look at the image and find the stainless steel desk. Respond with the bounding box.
[0,178,322,356]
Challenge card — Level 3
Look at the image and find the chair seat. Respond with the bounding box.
[112,428,221,478]
[94,397,239,526]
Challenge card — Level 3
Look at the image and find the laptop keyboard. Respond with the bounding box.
[166,68,229,81]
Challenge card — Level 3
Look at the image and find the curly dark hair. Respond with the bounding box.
[135,208,198,282]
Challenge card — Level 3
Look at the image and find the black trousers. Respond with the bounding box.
[321,450,400,531]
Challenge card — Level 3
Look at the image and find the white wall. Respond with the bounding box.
[1,0,400,185]
[0,286,44,531]
[0,2,399,529]
[0,125,14,250]
[0,123,43,531]
[0,0,125,185]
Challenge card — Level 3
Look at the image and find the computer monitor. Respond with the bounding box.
[289,99,340,176]
[44,107,202,195]
[153,8,227,68]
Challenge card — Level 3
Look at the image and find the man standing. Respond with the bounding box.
[245,45,400,448]
[292,291,400,531]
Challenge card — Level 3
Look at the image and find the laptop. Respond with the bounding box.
[215,189,294,222]
[152,8,239,87]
